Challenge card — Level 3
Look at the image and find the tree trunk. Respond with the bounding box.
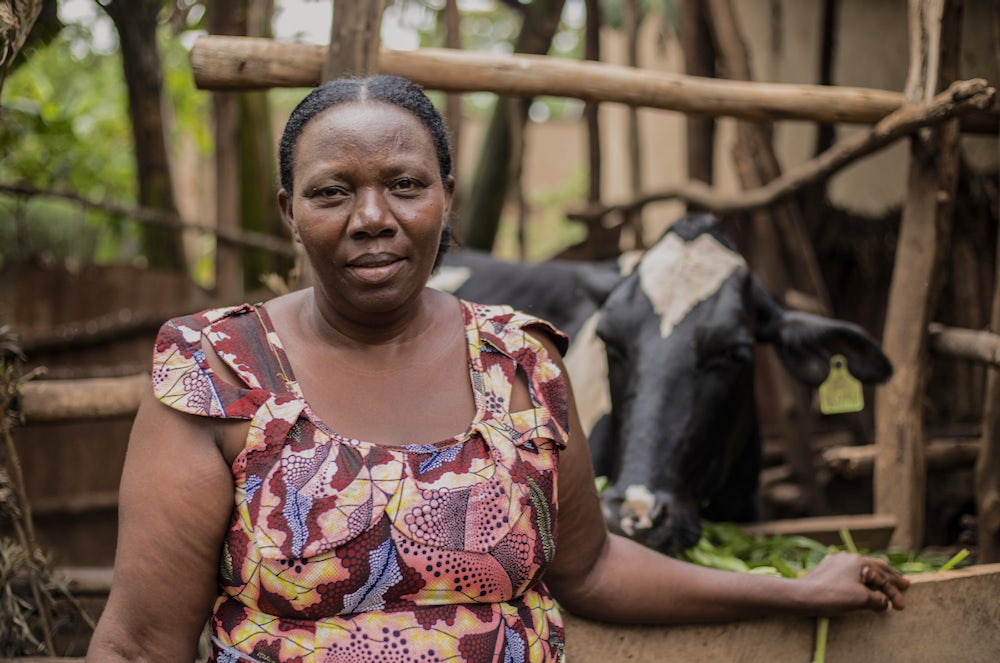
[239,0,284,293]
[875,0,963,551]
[442,0,464,237]
[583,0,602,206]
[0,0,44,99]
[460,0,566,252]
[622,0,644,249]
[679,0,716,191]
[324,0,386,80]
[100,0,187,273]
[208,0,247,300]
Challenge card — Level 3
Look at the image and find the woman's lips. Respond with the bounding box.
[347,254,405,284]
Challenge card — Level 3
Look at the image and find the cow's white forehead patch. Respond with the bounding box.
[639,233,746,338]
[427,266,471,293]
[618,250,643,276]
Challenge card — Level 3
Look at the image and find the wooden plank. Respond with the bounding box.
[562,563,1000,663]
[30,489,119,517]
[929,323,1000,365]
[874,0,963,551]
[823,439,979,479]
[21,374,147,423]
[739,514,897,550]
[56,566,114,595]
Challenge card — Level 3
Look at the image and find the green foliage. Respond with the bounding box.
[593,477,974,576]
[679,520,974,577]
[0,19,139,266]
[599,0,678,31]
[0,23,134,202]
[0,7,211,269]
[680,521,831,577]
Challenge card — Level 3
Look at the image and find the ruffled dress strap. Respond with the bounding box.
[464,301,571,449]
[151,303,289,419]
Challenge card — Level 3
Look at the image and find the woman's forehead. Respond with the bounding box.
[306,101,426,138]
[291,102,438,174]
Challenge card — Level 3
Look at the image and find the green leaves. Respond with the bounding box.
[679,520,973,576]
[679,521,832,577]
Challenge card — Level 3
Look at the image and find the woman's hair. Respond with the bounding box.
[278,74,455,265]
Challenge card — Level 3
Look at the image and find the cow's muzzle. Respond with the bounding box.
[601,484,702,555]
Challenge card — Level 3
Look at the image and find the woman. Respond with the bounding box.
[86,75,908,662]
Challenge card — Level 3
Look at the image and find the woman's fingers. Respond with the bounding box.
[860,559,910,611]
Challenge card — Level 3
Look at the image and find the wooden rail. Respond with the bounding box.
[189,36,999,133]
[21,374,148,423]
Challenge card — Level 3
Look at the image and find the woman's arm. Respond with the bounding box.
[538,334,909,624]
[86,390,234,662]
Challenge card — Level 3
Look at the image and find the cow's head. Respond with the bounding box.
[567,213,892,555]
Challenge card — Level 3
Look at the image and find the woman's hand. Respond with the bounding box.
[798,552,910,615]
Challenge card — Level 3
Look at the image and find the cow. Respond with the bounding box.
[431,213,893,555]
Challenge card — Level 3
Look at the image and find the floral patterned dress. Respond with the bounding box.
[151,300,571,662]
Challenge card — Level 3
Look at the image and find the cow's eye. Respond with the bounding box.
[698,342,752,369]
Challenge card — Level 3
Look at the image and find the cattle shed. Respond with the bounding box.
[2,0,1000,659]
[166,0,1000,560]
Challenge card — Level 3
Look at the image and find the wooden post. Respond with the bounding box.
[208,0,245,302]
[443,0,463,208]
[680,0,716,190]
[623,0,644,248]
[977,5,1000,562]
[875,0,963,551]
[323,0,386,80]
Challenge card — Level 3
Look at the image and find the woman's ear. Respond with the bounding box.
[278,189,300,243]
[442,175,456,224]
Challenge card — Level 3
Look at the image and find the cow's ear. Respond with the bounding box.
[772,311,894,387]
[578,266,621,305]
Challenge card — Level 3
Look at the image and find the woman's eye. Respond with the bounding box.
[392,178,422,194]
[312,186,346,199]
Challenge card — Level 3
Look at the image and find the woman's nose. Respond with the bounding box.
[348,187,396,237]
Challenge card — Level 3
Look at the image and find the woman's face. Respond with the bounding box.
[279,101,454,320]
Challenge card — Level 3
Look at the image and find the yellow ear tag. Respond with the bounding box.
[818,354,864,415]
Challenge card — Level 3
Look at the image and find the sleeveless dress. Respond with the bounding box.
[150,299,571,662]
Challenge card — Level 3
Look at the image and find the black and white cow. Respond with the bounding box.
[432,213,892,554]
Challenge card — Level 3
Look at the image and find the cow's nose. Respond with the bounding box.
[601,484,701,555]
[601,484,664,537]
[618,484,662,536]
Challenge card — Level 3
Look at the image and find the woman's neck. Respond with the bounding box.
[295,287,457,367]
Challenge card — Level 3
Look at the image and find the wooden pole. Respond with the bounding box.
[680,0,716,190]
[21,374,149,423]
[977,4,1000,562]
[323,0,386,80]
[189,35,999,133]
[443,0,463,203]
[874,0,963,551]
[207,0,245,301]
[623,0,644,249]
[563,79,993,221]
